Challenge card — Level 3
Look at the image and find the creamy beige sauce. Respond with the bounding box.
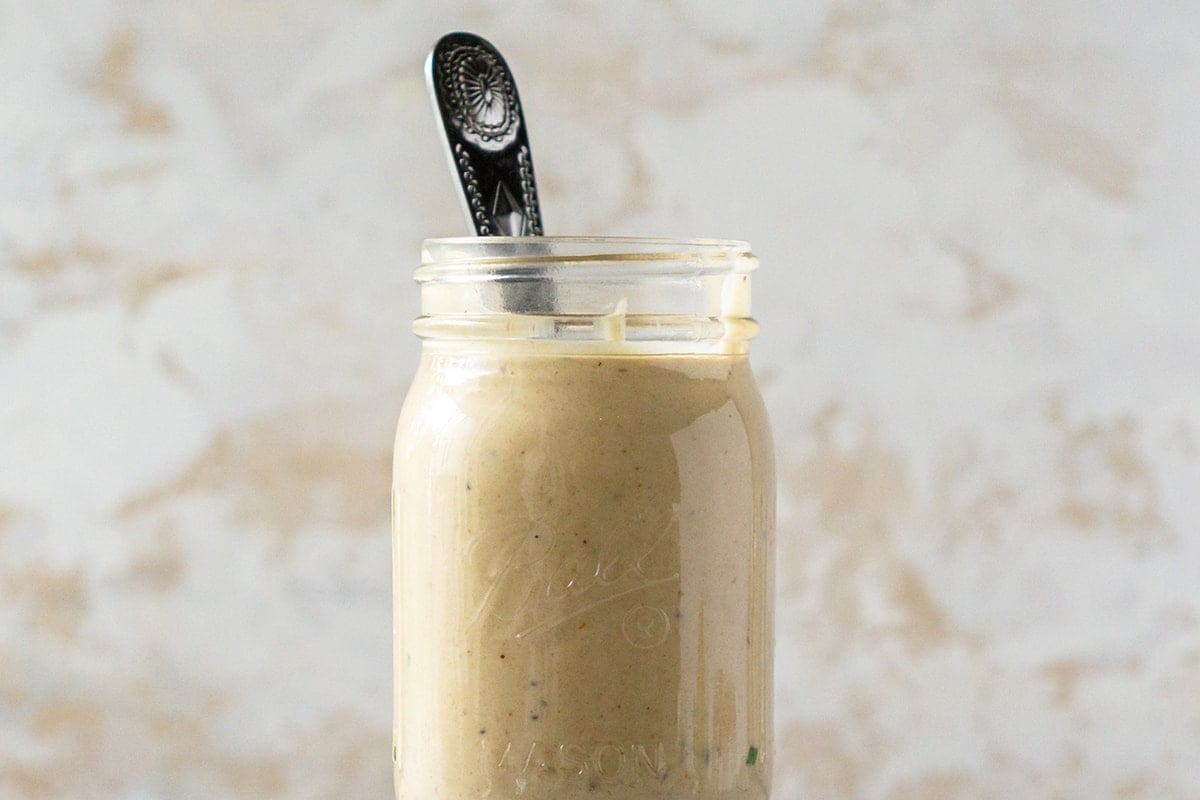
[394,348,774,798]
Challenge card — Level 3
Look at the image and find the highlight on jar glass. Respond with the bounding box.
[392,236,776,799]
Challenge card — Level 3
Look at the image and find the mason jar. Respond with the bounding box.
[393,237,775,799]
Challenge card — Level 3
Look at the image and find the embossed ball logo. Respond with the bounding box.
[622,605,671,649]
[439,43,520,151]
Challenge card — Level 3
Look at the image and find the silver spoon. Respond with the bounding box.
[426,32,544,238]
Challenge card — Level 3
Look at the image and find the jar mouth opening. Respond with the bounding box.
[419,236,755,280]
[415,236,758,349]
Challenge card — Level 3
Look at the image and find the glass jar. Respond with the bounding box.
[393,237,775,799]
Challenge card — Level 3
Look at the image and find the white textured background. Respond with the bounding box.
[2,1,1199,798]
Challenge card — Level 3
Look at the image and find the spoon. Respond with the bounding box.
[426,32,544,238]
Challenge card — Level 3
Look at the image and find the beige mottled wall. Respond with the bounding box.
[2,1,1199,798]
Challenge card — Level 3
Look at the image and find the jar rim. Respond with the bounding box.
[414,236,759,350]
[419,236,755,280]
[422,235,751,250]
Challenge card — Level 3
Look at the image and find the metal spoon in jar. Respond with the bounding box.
[425,32,554,312]
[426,32,543,237]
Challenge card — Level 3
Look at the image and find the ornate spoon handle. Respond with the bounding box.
[426,32,544,237]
